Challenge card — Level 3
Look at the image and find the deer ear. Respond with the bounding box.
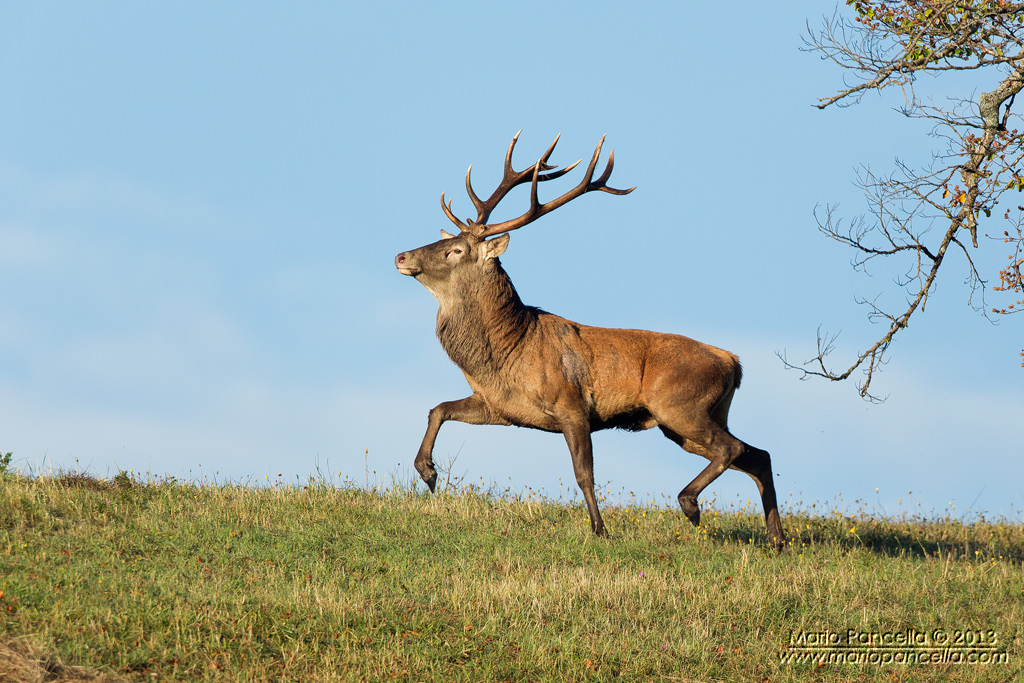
[440,229,457,240]
[483,233,510,260]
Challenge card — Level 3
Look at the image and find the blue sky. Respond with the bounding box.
[2,2,1021,521]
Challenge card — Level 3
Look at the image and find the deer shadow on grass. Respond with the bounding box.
[699,511,1024,562]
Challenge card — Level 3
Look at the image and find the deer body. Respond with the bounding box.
[395,134,785,549]
[436,258,740,434]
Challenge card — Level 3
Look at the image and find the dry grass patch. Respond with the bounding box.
[0,636,126,683]
[1,472,1021,682]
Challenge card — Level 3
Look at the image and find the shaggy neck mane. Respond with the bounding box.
[435,259,537,378]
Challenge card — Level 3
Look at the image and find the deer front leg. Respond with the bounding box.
[415,394,509,493]
[561,419,606,536]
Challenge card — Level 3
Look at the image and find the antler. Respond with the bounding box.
[440,132,634,238]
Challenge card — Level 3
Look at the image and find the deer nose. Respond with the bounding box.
[395,252,420,275]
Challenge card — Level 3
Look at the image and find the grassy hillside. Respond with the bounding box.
[1,470,1021,682]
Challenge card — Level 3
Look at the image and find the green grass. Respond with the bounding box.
[1,470,1022,682]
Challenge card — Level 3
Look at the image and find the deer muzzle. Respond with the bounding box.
[395,252,421,276]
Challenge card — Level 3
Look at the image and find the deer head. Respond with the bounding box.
[394,132,634,303]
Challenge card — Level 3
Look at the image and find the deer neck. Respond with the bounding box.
[435,261,535,378]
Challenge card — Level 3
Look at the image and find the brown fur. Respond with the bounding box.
[396,232,786,549]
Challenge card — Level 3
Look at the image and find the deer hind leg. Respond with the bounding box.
[657,421,743,529]
[659,424,786,550]
[730,445,786,550]
[416,394,509,493]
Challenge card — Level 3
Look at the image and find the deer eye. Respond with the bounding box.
[446,248,462,258]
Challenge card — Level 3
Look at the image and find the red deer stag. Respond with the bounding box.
[395,133,785,549]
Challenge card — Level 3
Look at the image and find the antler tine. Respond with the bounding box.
[456,132,579,232]
[465,164,483,219]
[535,133,561,171]
[593,148,636,195]
[467,131,534,226]
[460,132,527,230]
[473,135,634,238]
[578,135,606,189]
[574,136,633,194]
[528,159,543,219]
[439,193,469,232]
[504,129,523,173]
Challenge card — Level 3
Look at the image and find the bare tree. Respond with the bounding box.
[786,0,1024,399]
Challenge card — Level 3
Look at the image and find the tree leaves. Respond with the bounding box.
[798,0,1024,396]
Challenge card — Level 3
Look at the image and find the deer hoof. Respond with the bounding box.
[415,460,437,493]
[678,494,700,527]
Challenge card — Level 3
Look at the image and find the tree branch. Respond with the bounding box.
[796,1,1024,396]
